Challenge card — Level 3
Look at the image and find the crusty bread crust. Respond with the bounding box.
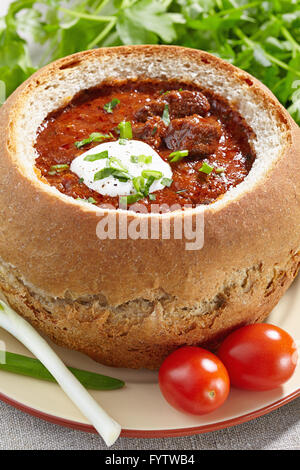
[0,45,299,368]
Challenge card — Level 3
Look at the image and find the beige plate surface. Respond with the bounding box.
[0,277,299,436]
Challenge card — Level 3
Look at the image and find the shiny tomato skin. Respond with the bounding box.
[218,324,298,391]
[158,346,230,415]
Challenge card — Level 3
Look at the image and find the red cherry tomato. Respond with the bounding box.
[158,346,230,415]
[218,323,298,391]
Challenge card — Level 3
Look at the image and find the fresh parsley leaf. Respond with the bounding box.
[116,14,158,45]
[117,0,178,44]
[288,79,300,122]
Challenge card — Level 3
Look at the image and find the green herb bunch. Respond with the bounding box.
[1,0,300,124]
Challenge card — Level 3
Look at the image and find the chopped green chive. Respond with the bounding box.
[215,167,225,174]
[111,171,131,182]
[132,176,145,194]
[130,155,152,165]
[78,177,84,184]
[120,193,144,205]
[176,189,187,194]
[109,157,128,173]
[49,164,69,173]
[94,167,114,181]
[118,121,132,140]
[152,126,158,136]
[84,150,109,162]
[118,138,128,145]
[76,197,97,204]
[103,98,120,114]
[75,132,113,149]
[88,197,97,204]
[149,194,156,201]
[162,104,170,126]
[161,177,173,187]
[199,162,214,175]
[143,175,155,196]
[94,167,131,182]
[141,170,162,180]
[168,150,189,163]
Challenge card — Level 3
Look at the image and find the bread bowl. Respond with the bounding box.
[0,45,299,369]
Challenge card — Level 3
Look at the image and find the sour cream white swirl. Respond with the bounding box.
[71,140,172,197]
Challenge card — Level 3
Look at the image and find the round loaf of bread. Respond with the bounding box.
[0,45,299,369]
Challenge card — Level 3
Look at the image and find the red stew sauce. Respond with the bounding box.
[35,80,255,211]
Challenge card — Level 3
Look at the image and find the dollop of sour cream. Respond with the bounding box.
[70,140,172,197]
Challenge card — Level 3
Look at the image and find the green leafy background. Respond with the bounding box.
[1,0,300,124]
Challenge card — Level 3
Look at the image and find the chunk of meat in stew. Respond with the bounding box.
[135,101,165,122]
[164,90,210,118]
[164,115,222,156]
[135,90,210,122]
[132,116,167,148]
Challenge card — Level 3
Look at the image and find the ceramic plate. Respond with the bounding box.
[0,276,299,438]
